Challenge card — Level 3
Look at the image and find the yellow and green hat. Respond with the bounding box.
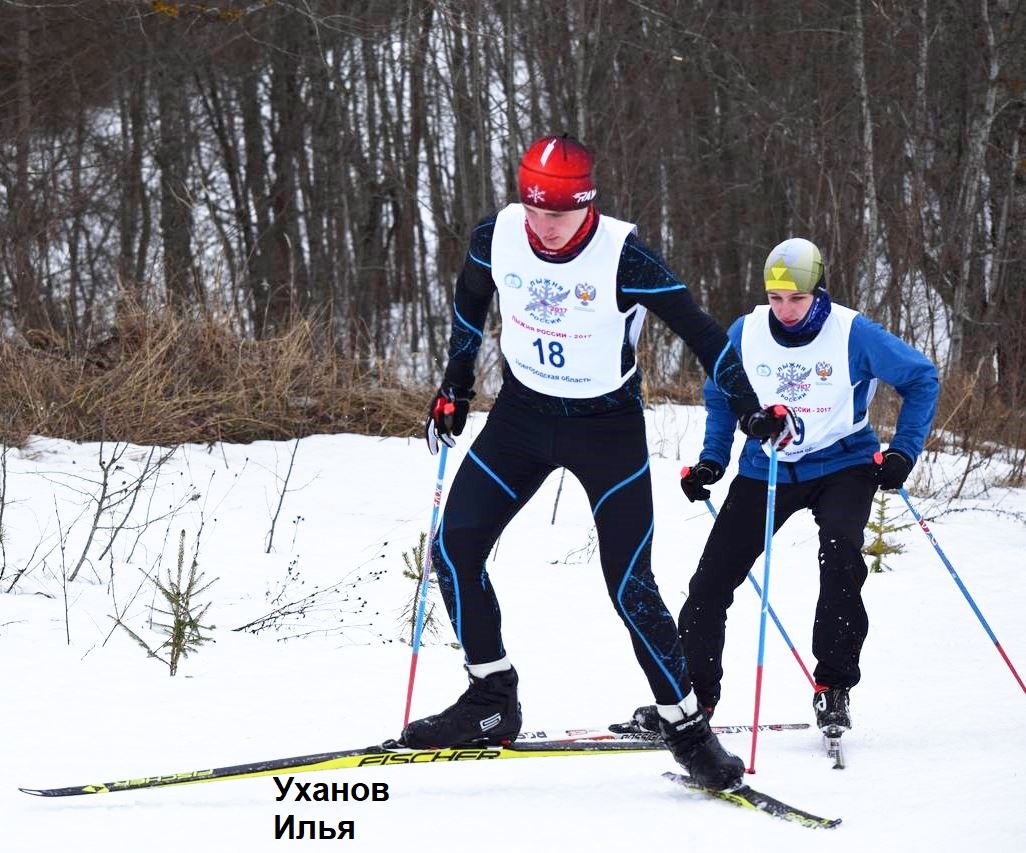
[763,238,823,292]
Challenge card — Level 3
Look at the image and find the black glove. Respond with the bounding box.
[680,460,725,503]
[739,404,799,450]
[425,384,475,455]
[874,449,913,491]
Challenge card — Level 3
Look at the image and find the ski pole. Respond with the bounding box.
[748,443,779,773]
[701,499,814,687]
[895,482,1026,696]
[403,444,450,728]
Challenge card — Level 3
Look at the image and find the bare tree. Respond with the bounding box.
[0,0,1023,409]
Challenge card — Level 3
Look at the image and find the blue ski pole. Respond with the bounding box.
[403,444,450,727]
[895,482,1025,696]
[748,443,779,773]
[701,499,814,688]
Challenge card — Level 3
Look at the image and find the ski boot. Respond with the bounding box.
[660,708,744,791]
[813,685,851,737]
[401,667,522,748]
[613,694,716,735]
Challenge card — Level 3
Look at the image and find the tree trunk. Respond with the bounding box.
[949,0,999,371]
[852,0,880,316]
[155,52,197,310]
[12,11,46,334]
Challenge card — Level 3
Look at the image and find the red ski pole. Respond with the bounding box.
[403,444,450,727]
[887,459,1025,697]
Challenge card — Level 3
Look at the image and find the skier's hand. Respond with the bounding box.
[425,383,475,455]
[873,449,913,491]
[739,404,798,450]
[680,460,725,503]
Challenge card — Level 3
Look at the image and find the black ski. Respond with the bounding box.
[608,720,809,735]
[663,771,841,829]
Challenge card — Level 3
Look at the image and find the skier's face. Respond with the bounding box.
[767,290,814,326]
[523,205,588,250]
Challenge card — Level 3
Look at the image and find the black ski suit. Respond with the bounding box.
[432,210,761,705]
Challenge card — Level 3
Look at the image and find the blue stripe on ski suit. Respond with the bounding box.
[434,518,462,644]
[468,449,517,499]
[612,519,683,701]
[591,463,683,701]
[434,450,518,646]
[592,459,650,516]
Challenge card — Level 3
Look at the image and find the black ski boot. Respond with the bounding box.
[660,709,744,791]
[401,667,522,748]
[813,685,851,736]
[608,704,662,735]
[631,704,662,733]
[622,694,716,734]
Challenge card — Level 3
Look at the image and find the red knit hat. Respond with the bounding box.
[518,134,596,211]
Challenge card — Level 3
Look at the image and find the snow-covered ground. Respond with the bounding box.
[2,405,1024,852]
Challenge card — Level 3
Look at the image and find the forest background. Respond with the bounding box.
[0,0,1024,472]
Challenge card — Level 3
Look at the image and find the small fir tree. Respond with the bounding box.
[862,491,913,573]
[118,530,216,675]
[401,532,444,646]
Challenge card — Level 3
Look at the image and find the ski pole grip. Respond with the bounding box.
[680,466,691,478]
[873,451,883,464]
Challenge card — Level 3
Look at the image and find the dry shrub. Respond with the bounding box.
[870,366,1025,487]
[0,301,428,446]
[4,303,1023,487]
[643,374,706,407]
[930,368,1026,486]
[931,369,1023,450]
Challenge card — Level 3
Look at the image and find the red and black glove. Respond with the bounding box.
[739,404,799,450]
[680,460,725,503]
[873,449,913,491]
[425,384,475,455]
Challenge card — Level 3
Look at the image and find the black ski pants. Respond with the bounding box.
[679,465,878,705]
[432,392,692,705]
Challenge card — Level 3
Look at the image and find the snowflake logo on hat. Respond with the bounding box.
[525,185,546,204]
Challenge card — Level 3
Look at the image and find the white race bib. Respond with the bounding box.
[740,304,875,461]
[490,204,645,398]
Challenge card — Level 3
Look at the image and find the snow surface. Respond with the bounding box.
[2,405,1024,852]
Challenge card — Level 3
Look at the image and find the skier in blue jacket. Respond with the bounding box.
[632,237,939,736]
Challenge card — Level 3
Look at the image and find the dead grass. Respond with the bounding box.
[0,302,428,447]
[2,305,1022,488]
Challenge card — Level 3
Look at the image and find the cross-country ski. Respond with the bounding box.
[663,771,841,829]
[19,723,808,798]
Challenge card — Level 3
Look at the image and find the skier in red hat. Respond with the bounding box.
[404,134,788,791]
